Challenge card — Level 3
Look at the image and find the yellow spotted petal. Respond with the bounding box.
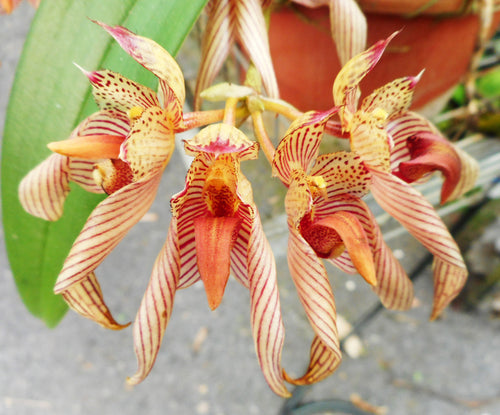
[361,73,423,116]
[350,111,391,171]
[120,106,176,181]
[96,21,185,107]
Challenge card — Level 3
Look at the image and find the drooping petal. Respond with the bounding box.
[246,204,289,396]
[235,0,279,98]
[284,335,341,385]
[96,21,185,109]
[314,212,376,286]
[370,170,467,317]
[334,197,414,310]
[128,219,180,385]
[83,69,160,112]
[272,108,338,183]
[172,154,211,289]
[71,109,130,141]
[54,173,162,293]
[286,225,341,366]
[19,153,70,221]
[330,0,367,65]
[333,32,396,125]
[194,216,241,310]
[396,132,479,204]
[313,192,414,309]
[361,73,422,116]
[61,272,129,330]
[120,106,176,181]
[430,257,467,320]
[194,0,235,109]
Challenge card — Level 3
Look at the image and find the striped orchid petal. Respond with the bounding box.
[96,21,186,111]
[235,0,279,98]
[272,109,338,184]
[128,219,180,385]
[18,153,71,221]
[194,0,235,109]
[120,106,176,181]
[284,335,341,385]
[245,203,289,396]
[287,225,341,359]
[370,170,467,318]
[396,132,479,204]
[330,0,367,65]
[430,257,467,320]
[388,111,438,170]
[54,173,162,294]
[61,272,130,330]
[285,225,342,382]
[84,69,160,112]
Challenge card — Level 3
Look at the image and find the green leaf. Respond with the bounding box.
[1,0,208,327]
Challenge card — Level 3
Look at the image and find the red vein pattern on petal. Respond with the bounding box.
[230,203,253,289]
[445,146,479,203]
[128,220,180,385]
[61,272,130,330]
[330,0,367,65]
[96,22,185,107]
[120,106,175,181]
[194,0,235,109]
[361,74,421,116]
[284,335,341,385]
[430,257,467,320]
[247,206,289,396]
[370,170,466,269]
[311,151,371,199]
[272,109,337,183]
[19,153,71,221]
[287,225,340,354]
[235,0,279,98]
[71,109,130,140]
[87,70,160,112]
[54,173,162,293]
[388,111,439,172]
[68,158,105,194]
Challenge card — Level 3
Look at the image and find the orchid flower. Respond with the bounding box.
[19,22,185,329]
[330,33,479,320]
[289,0,367,64]
[194,0,279,109]
[128,123,290,397]
[272,109,414,384]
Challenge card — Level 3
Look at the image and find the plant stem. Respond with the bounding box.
[251,110,275,164]
[260,97,303,121]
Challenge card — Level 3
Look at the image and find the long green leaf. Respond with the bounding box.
[1,0,208,327]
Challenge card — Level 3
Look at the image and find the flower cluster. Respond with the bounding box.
[19,18,478,396]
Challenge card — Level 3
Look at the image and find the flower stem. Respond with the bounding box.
[223,97,240,126]
[251,110,275,165]
[180,109,225,131]
[260,97,303,121]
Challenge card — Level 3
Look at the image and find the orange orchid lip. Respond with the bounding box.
[47,134,124,159]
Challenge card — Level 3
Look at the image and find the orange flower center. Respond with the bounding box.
[202,155,240,217]
[299,213,345,259]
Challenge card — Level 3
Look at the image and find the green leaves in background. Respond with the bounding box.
[1,0,208,327]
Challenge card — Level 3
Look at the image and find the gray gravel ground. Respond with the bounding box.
[2,4,500,415]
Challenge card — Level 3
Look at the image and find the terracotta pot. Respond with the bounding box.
[269,5,500,112]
